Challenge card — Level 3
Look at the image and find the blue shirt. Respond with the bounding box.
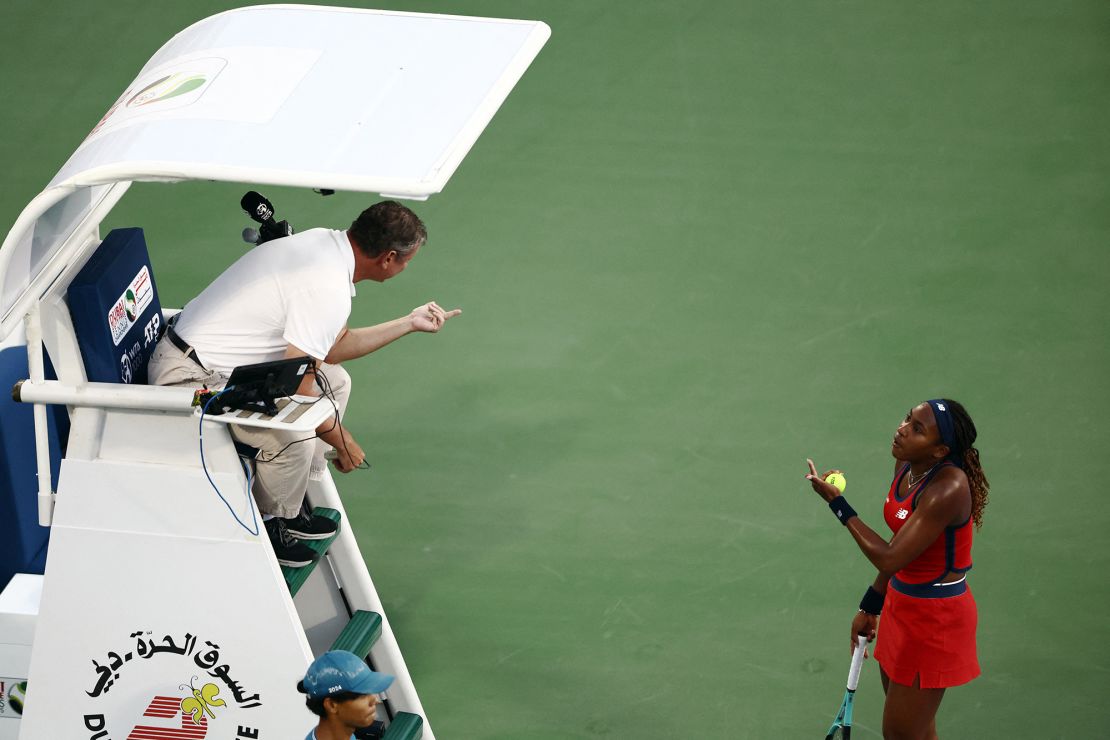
[305,731,355,740]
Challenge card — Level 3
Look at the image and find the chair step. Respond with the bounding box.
[382,712,423,740]
[330,610,383,657]
[281,507,342,596]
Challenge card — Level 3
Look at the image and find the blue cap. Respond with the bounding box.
[299,650,394,699]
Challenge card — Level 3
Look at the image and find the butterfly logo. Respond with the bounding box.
[180,676,227,724]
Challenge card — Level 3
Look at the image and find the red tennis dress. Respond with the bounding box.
[873,464,981,689]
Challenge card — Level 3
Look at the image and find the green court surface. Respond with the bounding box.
[2,1,1108,737]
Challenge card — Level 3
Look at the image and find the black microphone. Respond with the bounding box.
[240,191,294,244]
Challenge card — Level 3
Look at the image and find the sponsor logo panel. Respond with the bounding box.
[83,630,263,738]
[0,678,28,718]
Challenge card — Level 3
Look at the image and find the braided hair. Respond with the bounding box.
[943,399,989,530]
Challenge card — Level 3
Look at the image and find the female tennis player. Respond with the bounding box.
[805,399,989,740]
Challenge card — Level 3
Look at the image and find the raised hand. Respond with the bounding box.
[409,301,462,333]
[804,458,843,502]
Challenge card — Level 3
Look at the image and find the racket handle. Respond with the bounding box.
[847,634,868,690]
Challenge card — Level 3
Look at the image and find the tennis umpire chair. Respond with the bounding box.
[54,226,423,738]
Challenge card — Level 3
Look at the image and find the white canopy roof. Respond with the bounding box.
[0,4,549,337]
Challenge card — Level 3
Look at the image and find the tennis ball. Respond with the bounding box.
[825,472,847,494]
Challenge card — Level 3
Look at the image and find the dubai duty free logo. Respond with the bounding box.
[83,629,264,740]
[0,679,28,717]
[125,73,208,108]
[85,56,226,141]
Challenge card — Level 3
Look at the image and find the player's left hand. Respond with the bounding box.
[409,301,461,333]
[850,610,877,657]
[804,458,842,502]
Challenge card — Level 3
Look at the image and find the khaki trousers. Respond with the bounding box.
[147,336,351,518]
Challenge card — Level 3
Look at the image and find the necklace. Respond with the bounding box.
[907,464,937,488]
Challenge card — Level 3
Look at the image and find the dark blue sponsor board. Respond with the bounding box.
[68,227,164,385]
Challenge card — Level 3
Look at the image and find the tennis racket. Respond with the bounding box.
[825,634,868,739]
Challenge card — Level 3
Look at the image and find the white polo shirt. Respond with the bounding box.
[173,228,356,373]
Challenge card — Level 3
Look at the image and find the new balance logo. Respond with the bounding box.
[895,509,909,520]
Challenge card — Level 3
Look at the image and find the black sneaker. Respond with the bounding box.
[283,511,339,540]
[265,518,317,567]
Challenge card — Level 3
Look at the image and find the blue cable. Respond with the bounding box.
[199,388,260,536]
